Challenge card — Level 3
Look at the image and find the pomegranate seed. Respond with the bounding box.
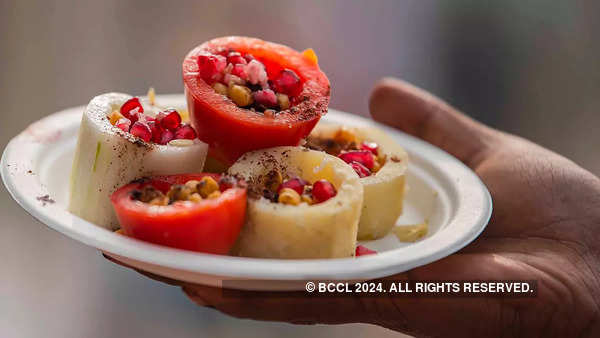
[158,129,174,145]
[227,52,247,65]
[273,69,302,97]
[253,89,278,108]
[231,63,248,80]
[277,177,308,195]
[244,54,255,62]
[157,109,181,130]
[120,97,144,122]
[338,150,375,170]
[312,179,337,203]
[148,121,162,143]
[115,118,131,132]
[174,124,197,140]
[355,245,377,256]
[360,142,379,156]
[135,112,155,127]
[197,53,226,83]
[130,121,152,142]
[246,59,268,85]
[350,161,372,178]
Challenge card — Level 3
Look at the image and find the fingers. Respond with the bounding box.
[182,285,373,325]
[178,254,513,332]
[180,252,545,337]
[369,77,500,168]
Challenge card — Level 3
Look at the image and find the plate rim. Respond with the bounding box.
[1,94,492,281]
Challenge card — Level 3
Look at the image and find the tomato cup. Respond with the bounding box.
[110,173,247,254]
[183,36,331,165]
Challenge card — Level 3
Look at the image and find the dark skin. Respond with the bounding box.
[107,78,600,337]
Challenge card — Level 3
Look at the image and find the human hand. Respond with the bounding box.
[108,78,600,337]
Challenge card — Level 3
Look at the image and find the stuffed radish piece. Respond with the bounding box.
[228,146,363,259]
[111,174,246,254]
[69,93,208,230]
[183,36,330,165]
[306,123,408,240]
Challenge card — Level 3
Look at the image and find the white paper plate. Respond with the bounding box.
[1,94,491,291]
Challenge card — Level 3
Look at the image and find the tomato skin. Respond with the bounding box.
[110,174,246,254]
[183,36,331,165]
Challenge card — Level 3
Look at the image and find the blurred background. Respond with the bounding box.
[1,1,598,337]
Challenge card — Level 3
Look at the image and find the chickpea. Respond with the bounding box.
[333,127,357,145]
[207,190,221,199]
[212,82,228,96]
[188,193,203,203]
[184,180,200,193]
[264,170,283,192]
[198,176,220,198]
[149,196,169,206]
[278,188,301,205]
[301,194,313,205]
[277,93,290,110]
[167,184,192,201]
[228,85,253,107]
[109,111,124,125]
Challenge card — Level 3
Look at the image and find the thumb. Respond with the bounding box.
[369,77,500,168]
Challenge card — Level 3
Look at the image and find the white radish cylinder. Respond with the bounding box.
[309,123,408,240]
[228,146,363,259]
[69,93,208,230]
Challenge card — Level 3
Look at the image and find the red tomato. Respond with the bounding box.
[110,174,247,254]
[183,36,331,165]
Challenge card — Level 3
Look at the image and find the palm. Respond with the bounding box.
[368,79,600,336]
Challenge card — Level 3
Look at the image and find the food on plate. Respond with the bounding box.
[183,36,330,165]
[65,36,415,258]
[69,93,208,230]
[227,146,363,258]
[355,245,377,256]
[111,174,246,254]
[393,222,428,242]
[306,123,408,240]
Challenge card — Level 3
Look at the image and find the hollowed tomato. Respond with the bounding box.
[110,173,246,254]
[183,36,330,165]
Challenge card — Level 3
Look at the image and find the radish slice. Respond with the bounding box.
[308,123,409,240]
[228,146,363,258]
[68,93,208,230]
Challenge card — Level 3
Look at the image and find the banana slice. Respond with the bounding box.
[308,123,408,240]
[69,93,208,230]
[228,146,363,258]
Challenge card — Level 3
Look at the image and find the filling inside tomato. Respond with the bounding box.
[183,37,330,164]
[257,170,337,205]
[108,97,198,145]
[306,128,394,178]
[130,175,239,206]
[196,50,303,117]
